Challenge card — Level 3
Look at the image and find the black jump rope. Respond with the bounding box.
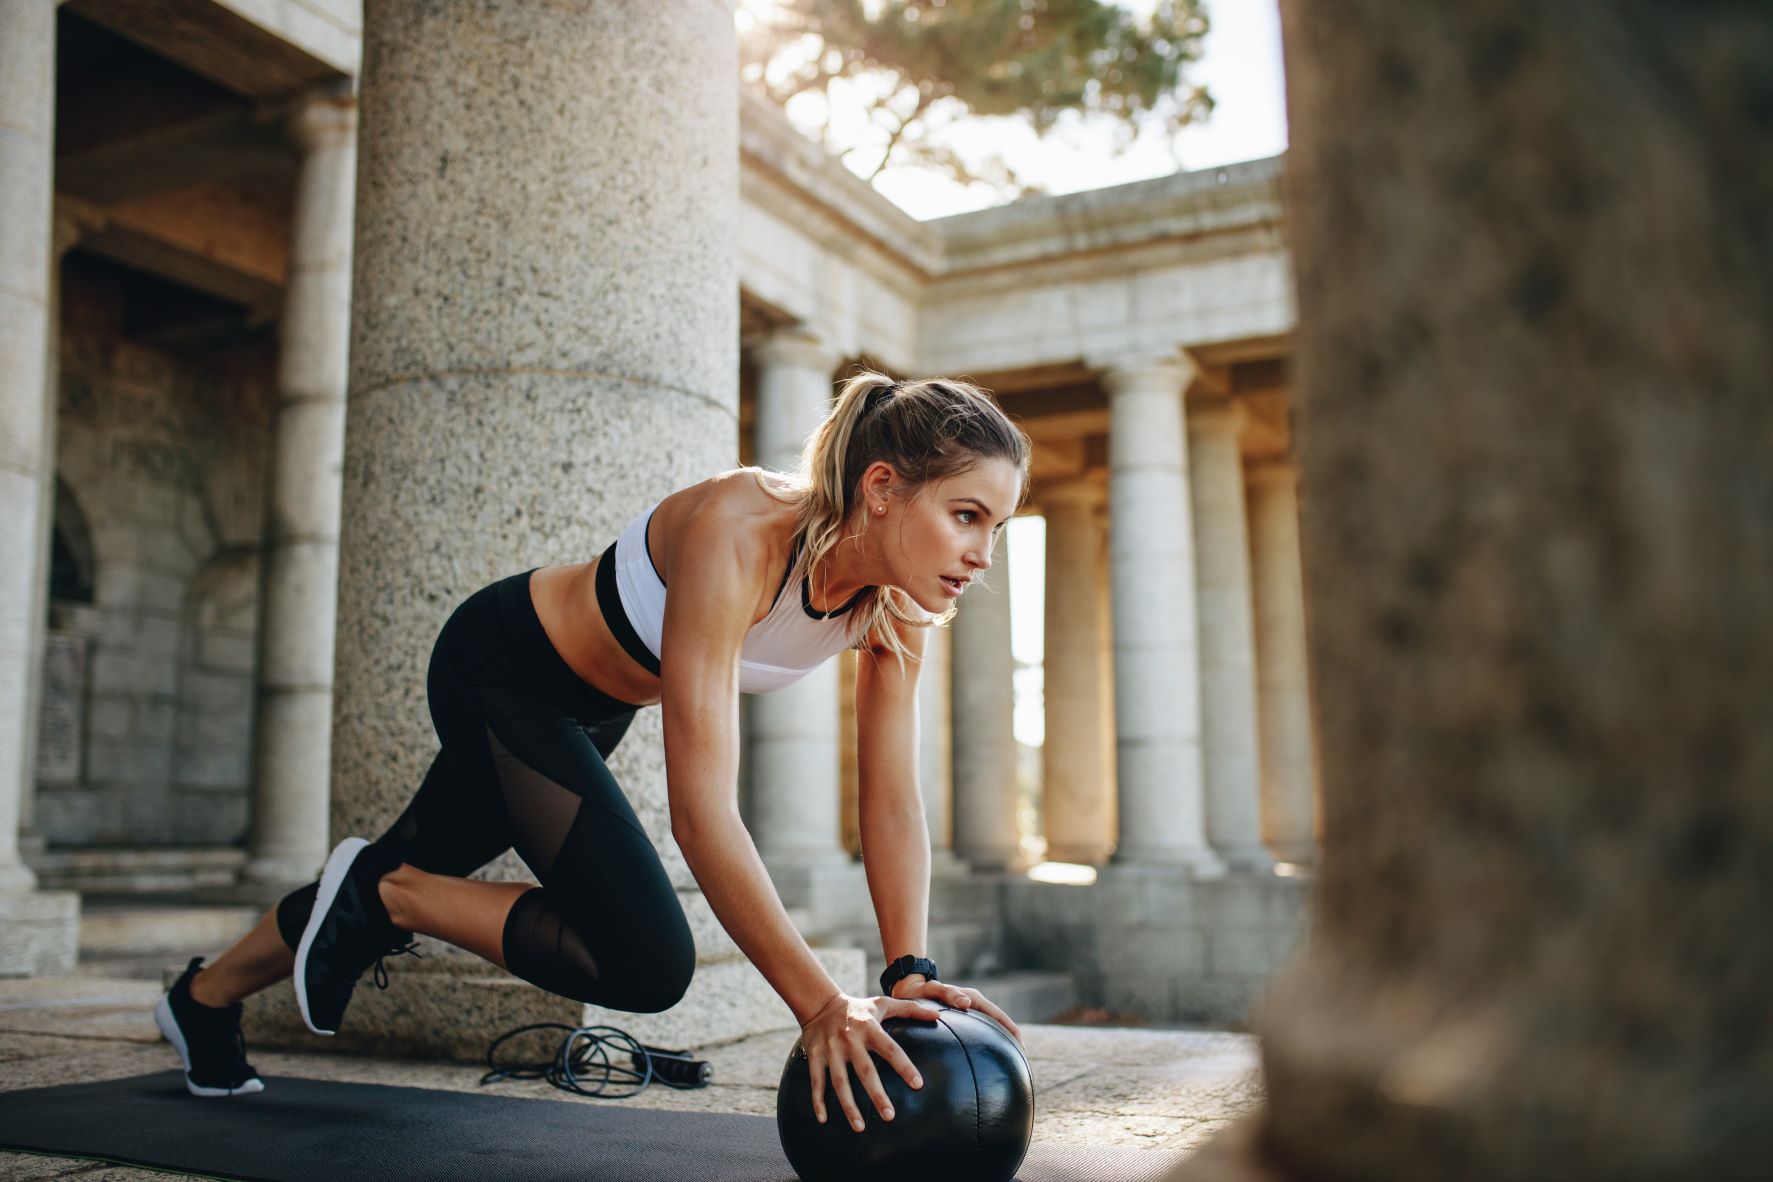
[479,1021,713,1098]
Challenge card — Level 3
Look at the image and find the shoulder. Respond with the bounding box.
[658,470,799,619]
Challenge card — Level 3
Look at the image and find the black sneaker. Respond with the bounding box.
[294,837,423,1035]
[153,956,265,1097]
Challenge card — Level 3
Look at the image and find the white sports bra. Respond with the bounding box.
[601,500,871,695]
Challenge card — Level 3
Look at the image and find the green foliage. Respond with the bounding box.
[739,0,1213,193]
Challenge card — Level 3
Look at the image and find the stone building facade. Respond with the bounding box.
[1,0,1315,1050]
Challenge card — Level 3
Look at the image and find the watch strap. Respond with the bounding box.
[879,954,939,998]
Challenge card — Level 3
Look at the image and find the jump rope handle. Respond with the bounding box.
[631,1044,714,1089]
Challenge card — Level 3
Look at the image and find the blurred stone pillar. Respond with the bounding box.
[950,551,1022,872]
[1100,357,1224,876]
[744,329,845,875]
[1188,399,1270,872]
[0,0,77,973]
[917,626,963,875]
[1040,479,1113,865]
[245,90,357,890]
[1177,3,1773,1178]
[1247,460,1316,865]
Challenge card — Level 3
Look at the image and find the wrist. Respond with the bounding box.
[890,974,927,998]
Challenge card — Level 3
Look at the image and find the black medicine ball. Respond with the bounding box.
[776,1005,1034,1182]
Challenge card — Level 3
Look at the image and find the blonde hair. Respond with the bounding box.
[758,371,1033,673]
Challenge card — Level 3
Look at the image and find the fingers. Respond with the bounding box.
[896,997,942,1020]
[871,1024,925,1095]
[976,998,1024,1044]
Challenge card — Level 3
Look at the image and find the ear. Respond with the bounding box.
[859,460,898,506]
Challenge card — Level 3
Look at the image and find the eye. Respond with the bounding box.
[956,510,977,525]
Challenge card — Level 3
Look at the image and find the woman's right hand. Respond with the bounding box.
[800,991,941,1132]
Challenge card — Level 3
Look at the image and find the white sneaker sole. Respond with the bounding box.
[153,993,265,1097]
[294,835,370,1036]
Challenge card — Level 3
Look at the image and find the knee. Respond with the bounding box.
[616,934,696,1014]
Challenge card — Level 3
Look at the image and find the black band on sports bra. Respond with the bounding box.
[595,540,663,677]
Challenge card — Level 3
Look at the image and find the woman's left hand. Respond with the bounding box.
[891,977,1024,1048]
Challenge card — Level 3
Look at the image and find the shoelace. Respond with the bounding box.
[370,940,424,990]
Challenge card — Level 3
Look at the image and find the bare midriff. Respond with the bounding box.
[526,470,812,709]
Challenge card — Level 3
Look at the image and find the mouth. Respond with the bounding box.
[939,574,969,595]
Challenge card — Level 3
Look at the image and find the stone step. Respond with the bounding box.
[929,870,1007,925]
[78,900,259,956]
[961,970,1077,1024]
[31,847,246,894]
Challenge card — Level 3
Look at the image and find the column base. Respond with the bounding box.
[240,853,327,892]
[1041,843,1112,867]
[1110,845,1229,880]
[1215,843,1278,875]
[955,846,1035,876]
[0,888,80,977]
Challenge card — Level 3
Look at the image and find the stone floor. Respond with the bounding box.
[0,968,1264,1181]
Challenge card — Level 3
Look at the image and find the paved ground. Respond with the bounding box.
[0,969,1264,1181]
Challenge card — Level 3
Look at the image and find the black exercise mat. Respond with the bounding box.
[0,1071,1186,1182]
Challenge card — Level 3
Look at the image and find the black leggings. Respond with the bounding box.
[274,569,694,1014]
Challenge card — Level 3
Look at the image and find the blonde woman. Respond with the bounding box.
[154,372,1031,1133]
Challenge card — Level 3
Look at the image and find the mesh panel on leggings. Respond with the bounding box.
[484,724,605,1002]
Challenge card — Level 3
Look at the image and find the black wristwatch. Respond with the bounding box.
[879,954,939,998]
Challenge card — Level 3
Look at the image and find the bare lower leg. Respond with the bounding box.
[189,864,532,1008]
[189,908,293,1009]
[378,863,532,968]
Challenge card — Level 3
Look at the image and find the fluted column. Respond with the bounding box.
[1101,357,1224,875]
[244,91,357,889]
[1187,399,1271,871]
[950,551,1023,872]
[917,626,963,874]
[1248,460,1317,865]
[745,329,845,870]
[1040,479,1113,865]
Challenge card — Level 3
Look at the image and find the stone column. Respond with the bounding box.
[745,330,846,875]
[1039,479,1114,865]
[1247,460,1316,865]
[0,0,78,973]
[1100,357,1224,876]
[917,626,964,875]
[1187,399,1271,871]
[1175,3,1773,1177]
[243,91,357,890]
[315,0,738,1046]
[949,547,1023,872]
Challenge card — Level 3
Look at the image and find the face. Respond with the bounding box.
[866,457,1024,614]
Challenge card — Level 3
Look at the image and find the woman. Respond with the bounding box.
[152,372,1031,1135]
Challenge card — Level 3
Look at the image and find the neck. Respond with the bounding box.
[803,514,891,609]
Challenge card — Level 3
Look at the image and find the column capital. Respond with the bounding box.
[1187,396,1249,438]
[288,92,358,152]
[747,327,842,376]
[1091,350,1200,397]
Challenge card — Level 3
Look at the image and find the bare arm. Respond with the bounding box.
[855,624,931,986]
[660,515,842,1026]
